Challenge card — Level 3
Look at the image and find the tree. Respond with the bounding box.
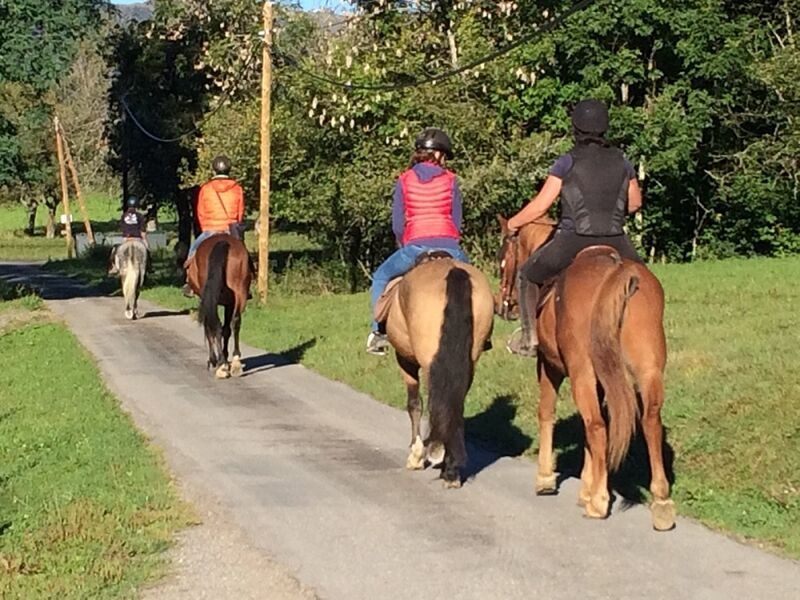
[0,0,106,232]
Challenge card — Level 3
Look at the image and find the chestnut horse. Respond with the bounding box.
[186,234,252,379]
[383,257,495,487]
[497,217,674,530]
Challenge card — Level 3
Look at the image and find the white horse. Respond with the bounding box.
[114,240,148,320]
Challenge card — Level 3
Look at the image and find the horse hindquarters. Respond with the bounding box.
[590,263,640,471]
[199,241,230,373]
[428,267,474,488]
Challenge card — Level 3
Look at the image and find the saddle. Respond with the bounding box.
[373,250,456,325]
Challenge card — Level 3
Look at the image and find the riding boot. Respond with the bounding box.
[508,275,539,357]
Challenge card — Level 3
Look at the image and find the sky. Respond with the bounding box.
[110,0,341,9]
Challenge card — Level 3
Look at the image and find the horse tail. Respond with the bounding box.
[121,255,138,310]
[199,241,229,343]
[428,267,474,469]
[591,263,640,471]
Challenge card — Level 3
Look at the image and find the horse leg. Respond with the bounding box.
[578,447,593,507]
[572,372,609,519]
[397,356,424,470]
[639,368,675,531]
[229,308,243,377]
[215,304,233,379]
[535,360,563,495]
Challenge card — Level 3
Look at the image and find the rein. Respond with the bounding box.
[499,233,520,314]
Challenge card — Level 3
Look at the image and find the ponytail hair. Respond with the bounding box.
[410,149,445,167]
[574,128,611,148]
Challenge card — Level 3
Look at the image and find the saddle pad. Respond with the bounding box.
[374,277,402,323]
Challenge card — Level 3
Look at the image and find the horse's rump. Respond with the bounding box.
[117,239,148,269]
[374,251,460,326]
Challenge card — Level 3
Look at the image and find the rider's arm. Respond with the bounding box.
[392,181,404,245]
[235,185,245,223]
[139,213,149,244]
[196,186,210,231]
[507,176,562,232]
[451,179,463,233]
[628,178,642,214]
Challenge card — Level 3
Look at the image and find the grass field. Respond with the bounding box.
[44,248,800,559]
[0,193,172,262]
[0,281,192,598]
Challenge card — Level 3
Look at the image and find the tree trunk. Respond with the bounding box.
[45,203,57,239]
[24,202,37,236]
[174,185,198,276]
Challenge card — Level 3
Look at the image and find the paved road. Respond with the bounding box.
[2,262,798,600]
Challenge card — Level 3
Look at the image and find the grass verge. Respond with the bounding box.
[0,287,192,598]
[44,249,800,558]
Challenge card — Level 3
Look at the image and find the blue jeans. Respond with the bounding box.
[187,231,224,260]
[370,244,469,331]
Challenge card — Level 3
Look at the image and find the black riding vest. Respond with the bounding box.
[560,144,629,236]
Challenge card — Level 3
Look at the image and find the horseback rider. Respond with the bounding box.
[182,155,245,297]
[366,127,469,356]
[108,195,147,275]
[506,99,644,357]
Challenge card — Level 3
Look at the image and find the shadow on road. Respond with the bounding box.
[0,263,105,301]
[142,309,191,319]
[243,338,318,376]
[462,395,533,482]
[553,410,676,509]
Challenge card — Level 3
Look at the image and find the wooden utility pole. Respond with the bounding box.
[257,1,273,304]
[58,121,95,244]
[54,116,75,258]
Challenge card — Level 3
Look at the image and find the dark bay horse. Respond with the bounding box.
[186,234,252,379]
[383,257,494,487]
[497,217,674,530]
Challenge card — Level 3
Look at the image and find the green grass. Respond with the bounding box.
[0,296,192,598]
[0,192,171,262]
[45,244,800,557]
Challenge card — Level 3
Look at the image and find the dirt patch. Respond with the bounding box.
[0,308,50,333]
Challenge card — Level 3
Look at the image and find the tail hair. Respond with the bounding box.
[590,264,639,471]
[198,241,229,341]
[428,268,474,469]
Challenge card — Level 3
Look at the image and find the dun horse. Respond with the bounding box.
[380,256,494,487]
[497,217,674,530]
[186,234,252,379]
[114,239,148,320]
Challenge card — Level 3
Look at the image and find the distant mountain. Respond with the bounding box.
[114,2,153,24]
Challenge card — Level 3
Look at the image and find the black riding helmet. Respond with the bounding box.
[414,128,454,159]
[125,195,139,209]
[571,99,609,136]
[211,155,232,175]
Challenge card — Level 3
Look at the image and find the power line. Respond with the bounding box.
[281,0,597,92]
[121,50,259,144]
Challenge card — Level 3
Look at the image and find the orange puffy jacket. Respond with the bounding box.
[196,177,244,232]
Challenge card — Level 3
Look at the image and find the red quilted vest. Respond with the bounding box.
[399,167,459,245]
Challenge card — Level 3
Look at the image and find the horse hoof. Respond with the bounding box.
[427,441,445,467]
[230,358,243,378]
[215,365,231,379]
[406,436,425,470]
[582,497,609,520]
[442,478,462,490]
[651,499,676,532]
[406,454,425,470]
[535,473,558,495]
[124,309,134,320]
